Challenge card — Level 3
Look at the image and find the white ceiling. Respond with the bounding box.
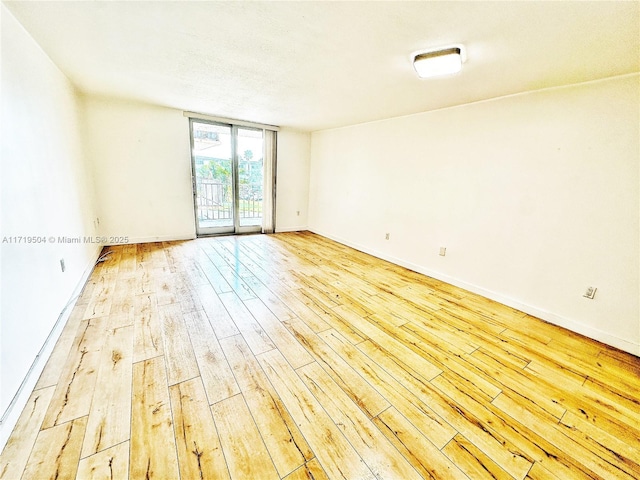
[4,1,639,131]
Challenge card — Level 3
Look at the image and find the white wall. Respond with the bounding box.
[84,99,310,240]
[276,129,310,232]
[309,74,640,355]
[82,97,196,243]
[1,4,100,430]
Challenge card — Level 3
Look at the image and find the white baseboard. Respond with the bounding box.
[310,228,639,357]
[105,233,196,246]
[275,225,308,233]
[0,244,103,451]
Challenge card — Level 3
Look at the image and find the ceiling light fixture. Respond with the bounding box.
[413,45,465,78]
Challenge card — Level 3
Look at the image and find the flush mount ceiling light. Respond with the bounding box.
[413,45,465,78]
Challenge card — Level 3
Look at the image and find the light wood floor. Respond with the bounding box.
[1,232,639,480]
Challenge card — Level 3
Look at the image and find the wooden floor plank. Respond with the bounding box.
[169,378,230,480]
[430,365,594,479]
[130,357,180,480]
[319,329,457,449]
[81,325,133,458]
[183,310,240,404]
[41,318,106,429]
[219,291,276,355]
[76,441,130,480]
[502,328,553,349]
[559,410,640,470]
[158,303,200,385]
[468,348,566,419]
[442,434,514,480]
[75,273,97,306]
[257,350,376,480]
[359,340,533,479]
[21,416,87,480]
[133,262,155,295]
[524,359,586,387]
[245,297,314,369]
[196,252,234,294]
[194,283,240,339]
[580,376,640,427]
[526,461,563,480]
[391,322,503,401]
[272,289,332,333]
[493,392,637,480]
[216,265,257,301]
[373,407,468,480]
[282,458,329,480]
[402,315,480,355]
[132,293,164,363]
[219,334,271,393]
[334,305,443,381]
[242,387,312,477]
[298,362,423,480]
[155,273,178,306]
[220,334,314,477]
[182,259,211,288]
[242,276,297,321]
[83,273,117,320]
[35,306,86,390]
[283,317,390,418]
[306,297,368,343]
[596,349,640,375]
[109,276,136,322]
[0,386,55,480]
[211,394,279,479]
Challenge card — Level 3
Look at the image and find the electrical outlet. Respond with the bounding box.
[385,233,390,240]
[60,258,65,273]
[296,210,300,216]
[439,247,446,256]
[583,286,597,299]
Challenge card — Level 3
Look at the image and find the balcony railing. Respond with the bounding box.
[196,178,262,221]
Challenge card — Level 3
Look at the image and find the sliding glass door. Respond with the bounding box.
[190,120,264,235]
[237,127,264,228]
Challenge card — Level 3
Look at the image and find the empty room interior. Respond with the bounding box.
[1,1,639,479]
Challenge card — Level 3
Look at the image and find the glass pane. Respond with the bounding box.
[193,122,234,230]
[237,128,263,227]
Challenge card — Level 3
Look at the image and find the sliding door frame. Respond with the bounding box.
[189,118,266,236]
